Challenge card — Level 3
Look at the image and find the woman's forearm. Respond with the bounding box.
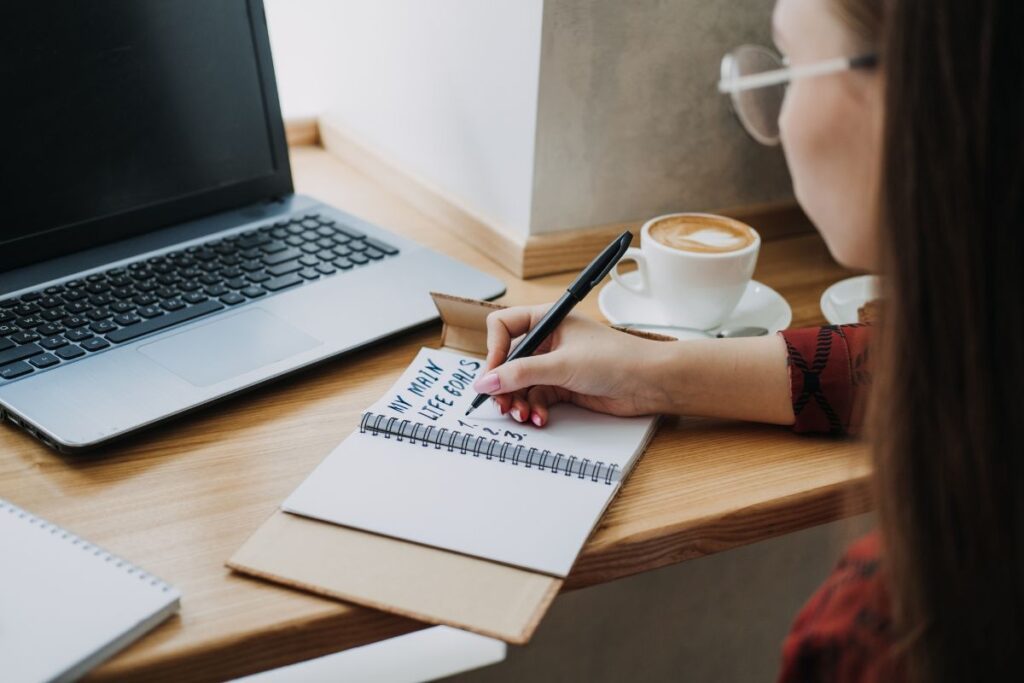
[648,335,796,425]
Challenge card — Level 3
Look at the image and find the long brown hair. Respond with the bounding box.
[835,0,1024,679]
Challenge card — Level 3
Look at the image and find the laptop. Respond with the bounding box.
[0,0,505,452]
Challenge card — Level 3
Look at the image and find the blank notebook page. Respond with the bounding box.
[0,499,181,683]
[284,347,658,576]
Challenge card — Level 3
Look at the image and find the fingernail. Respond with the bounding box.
[474,372,500,394]
[512,408,524,422]
[531,412,543,427]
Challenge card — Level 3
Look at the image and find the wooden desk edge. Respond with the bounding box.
[90,473,871,682]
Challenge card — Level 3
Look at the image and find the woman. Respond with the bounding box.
[476,0,1024,680]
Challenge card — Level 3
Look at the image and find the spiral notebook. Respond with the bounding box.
[281,346,657,576]
[229,293,667,643]
[0,498,181,683]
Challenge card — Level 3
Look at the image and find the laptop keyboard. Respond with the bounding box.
[0,212,399,383]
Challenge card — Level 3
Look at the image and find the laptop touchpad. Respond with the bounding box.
[138,308,322,387]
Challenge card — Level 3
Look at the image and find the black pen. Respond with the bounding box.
[464,230,634,417]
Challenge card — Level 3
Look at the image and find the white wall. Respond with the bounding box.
[264,0,544,239]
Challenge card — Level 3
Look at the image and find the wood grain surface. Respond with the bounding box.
[0,146,867,681]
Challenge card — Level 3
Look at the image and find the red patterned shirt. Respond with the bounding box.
[776,325,899,682]
[780,324,872,435]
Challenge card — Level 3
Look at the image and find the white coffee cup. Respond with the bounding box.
[610,213,761,329]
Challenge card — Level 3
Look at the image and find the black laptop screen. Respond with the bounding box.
[0,0,291,270]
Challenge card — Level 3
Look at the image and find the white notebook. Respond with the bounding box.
[284,347,659,576]
[0,498,181,683]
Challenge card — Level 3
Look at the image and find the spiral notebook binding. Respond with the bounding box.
[359,411,622,485]
[0,498,176,593]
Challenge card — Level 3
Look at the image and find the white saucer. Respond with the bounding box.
[820,275,879,325]
[598,272,792,340]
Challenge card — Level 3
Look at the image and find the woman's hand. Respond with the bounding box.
[473,304,675,426]
[474,303,797,428]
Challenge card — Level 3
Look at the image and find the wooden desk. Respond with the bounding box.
[0,146,869,681]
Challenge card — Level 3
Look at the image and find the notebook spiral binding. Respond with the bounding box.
[0,498,175,593]
[359,411,622,485]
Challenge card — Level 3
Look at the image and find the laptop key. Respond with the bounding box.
[64,329,93,342]
[113,313,140,326]
[0,362,33,380]
[267,260,302,277]
[0,324,18,336]
[263,248,302,266]
[161,299,186,312]
[38,296,63,309]
[64,301,90,315]
[241,286,266,298]
[11,331,40,344]
[262,273,303,291]
[182,292,208,304]
[298,268,320,280]
[362,236,397,254]
[246,272,271,283]
[13,303,39,316]
[0,338,14,352]
[40,336,68,350]
[220,292,245,306]
[37,323,64,337]
[0,342,43,366]
[29,353,60,369]
[106,299,225,344]
[364,248,385,260]
[348,253,369,265]
[260,240,288,254]
[90,320,118,334]
[81,338,111,352]
[56,345,86,360]
[333,257,354,270]
[137,305,164,319]
[336,224,367,240]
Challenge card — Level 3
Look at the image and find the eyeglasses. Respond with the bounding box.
[717,45,878,146]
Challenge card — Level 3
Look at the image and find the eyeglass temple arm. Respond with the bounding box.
[717,54,877,94]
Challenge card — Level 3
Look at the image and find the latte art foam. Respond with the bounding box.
[648,216,756,254]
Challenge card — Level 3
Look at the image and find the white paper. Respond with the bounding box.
[283,347,658,576]
[0,499,180,683]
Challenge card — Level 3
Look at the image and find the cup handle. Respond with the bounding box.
[610,247,650,296]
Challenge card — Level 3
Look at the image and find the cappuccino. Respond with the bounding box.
[649,216,756,254]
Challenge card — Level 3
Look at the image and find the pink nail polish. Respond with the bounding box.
[531,413,543,427]
[512,408,523,422]
[473,372,500,394]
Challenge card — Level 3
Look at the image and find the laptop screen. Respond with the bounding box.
[0,0,291,272]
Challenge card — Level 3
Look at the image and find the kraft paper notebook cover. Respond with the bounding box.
[228,293,667,643]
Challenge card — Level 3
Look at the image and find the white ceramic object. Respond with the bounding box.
[819,275,879,325]
[600,273,792,341]
[608,213,761,329]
